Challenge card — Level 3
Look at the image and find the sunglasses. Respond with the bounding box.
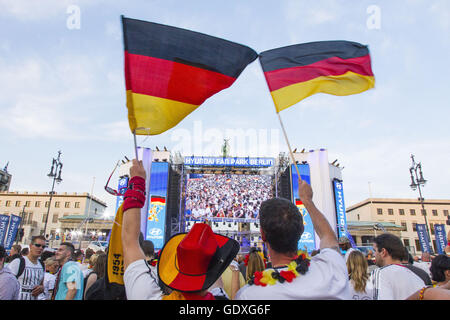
[33,243,46,249]
[104,160,129,196]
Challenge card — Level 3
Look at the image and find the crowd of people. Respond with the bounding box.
[0,238,108,300]
[185,174,273,220]
[1,158,449,301]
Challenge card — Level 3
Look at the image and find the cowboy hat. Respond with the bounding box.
[158,223,239,293]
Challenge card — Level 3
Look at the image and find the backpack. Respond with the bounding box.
[16,256,45,279]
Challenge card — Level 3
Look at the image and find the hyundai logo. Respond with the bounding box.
[301,232,312,240]
[149,228,162,236]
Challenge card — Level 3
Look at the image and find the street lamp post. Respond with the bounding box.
[43,151,63,237]
[409,154,433,254]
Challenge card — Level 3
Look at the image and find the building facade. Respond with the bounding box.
[347,198,450,255]
[0,191,111,246]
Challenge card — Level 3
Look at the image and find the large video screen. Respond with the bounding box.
[185,174,273,222]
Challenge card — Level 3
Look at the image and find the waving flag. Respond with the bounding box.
[259,40,375,112]
[122,16,258,135]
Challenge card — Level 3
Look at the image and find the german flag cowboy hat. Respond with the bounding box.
[158,223,240,292]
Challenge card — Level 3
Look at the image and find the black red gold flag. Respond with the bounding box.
[122,16,258,135]
[259,40,375,112]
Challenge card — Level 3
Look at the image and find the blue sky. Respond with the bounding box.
[1,0,449,216]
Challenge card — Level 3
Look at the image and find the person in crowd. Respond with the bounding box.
[400,247,432,285]
[339,236,356,262]
[368,233,425,300]
[84,248,95,267]
[38,257,59,300]
[347,250,372,300]
[235,179,351,300]
[244,248,266,283]
[7,236,45,300]
[429,254,450,287]
[52,242,84,300]
[40,250,55,264]
[5,244,21,263]
[220,259,246,299]
[84,252,107,299]
[121,159,239,300]
[0,245,20,300]
[406,280,450,300]
[414,251,432,279]
[236,254,246,278]
[20,247,29,257]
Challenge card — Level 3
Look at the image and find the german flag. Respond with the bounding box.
[122,16,258,135]
[151,196,166,205]
[259,41,375,112]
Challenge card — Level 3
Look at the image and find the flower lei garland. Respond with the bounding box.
[248,250,311,286]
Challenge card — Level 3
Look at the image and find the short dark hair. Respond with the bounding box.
[60,242,75,255]
[141,240,154,258]
[430,254,450,282]
[373,233,405,260]
[0,245,6,259]
[31,235,46,244]
[259,197,303,254]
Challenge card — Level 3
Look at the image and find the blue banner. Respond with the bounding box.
[291,164,316,253]
[416,224,432,253]
[145,162,169,250]
[333,179,348,239]
[434,224,447,255]
[0,214,11,247]
[115,176,129,213]
[4,214,21,250]
[184,156,275,167]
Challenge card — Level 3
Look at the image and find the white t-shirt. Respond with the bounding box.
[123,259,162,300]
[235,248,351,300]
[37,272,56,300]
[348,280,373,300]
[7,256,45,300]
[368,264,425,300]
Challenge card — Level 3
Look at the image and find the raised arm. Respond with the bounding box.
[298,179,339,251]
[122,159,147,270]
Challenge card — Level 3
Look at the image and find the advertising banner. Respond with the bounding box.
[184,156,275,167]
[434,224,447,254]
[0,214,11,247]
[416,224,432,253]
[115,176,129,213]
[332,179,348,239]
[4,214,21,250]
[291,164,316,253]
[145,162,169,250]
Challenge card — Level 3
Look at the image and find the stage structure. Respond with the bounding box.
[115,148,348,253]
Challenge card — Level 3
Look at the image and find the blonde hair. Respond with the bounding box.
[44,257,58,267]
[347,250,369,293]
[246,251,265,282]
[89,254,99,267]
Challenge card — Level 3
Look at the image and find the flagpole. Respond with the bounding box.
[276,112,302,181]
[133,129,139,161]
[258,57,302,182]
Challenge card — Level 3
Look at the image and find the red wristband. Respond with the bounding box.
[128,176,145,192]
[123,177,146,211]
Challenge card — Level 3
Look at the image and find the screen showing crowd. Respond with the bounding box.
[184,173,274,222]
